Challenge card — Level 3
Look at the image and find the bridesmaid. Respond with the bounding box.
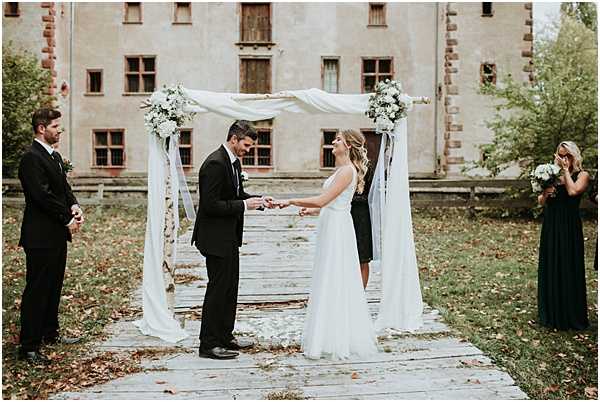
[351,164,374,289]
[537,141,590,330]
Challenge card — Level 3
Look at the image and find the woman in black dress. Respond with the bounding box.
[537,141,590,330]
[351,164,374,289]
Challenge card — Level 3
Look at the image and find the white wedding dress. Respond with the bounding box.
[302,166,378,360]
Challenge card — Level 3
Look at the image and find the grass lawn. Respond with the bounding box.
[2,205,148,399]
[2,205,597,399]
[413,209,598,400]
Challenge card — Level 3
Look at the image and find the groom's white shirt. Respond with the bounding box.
[222,144,247,211]
[34,138,77,226]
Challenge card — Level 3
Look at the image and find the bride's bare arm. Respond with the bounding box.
[287,166,353,208]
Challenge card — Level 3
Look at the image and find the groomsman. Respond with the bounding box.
[17,108,83,364]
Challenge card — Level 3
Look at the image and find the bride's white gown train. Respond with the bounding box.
[302,167,378,360]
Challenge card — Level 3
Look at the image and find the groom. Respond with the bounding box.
[191,120,272,360]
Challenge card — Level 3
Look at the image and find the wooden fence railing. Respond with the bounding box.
[2,177,596,210]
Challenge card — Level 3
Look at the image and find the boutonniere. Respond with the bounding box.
[62,157,74,173]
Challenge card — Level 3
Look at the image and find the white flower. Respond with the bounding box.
[241,171,249,182]
[383,95,394,103]
[150,91,167,105]
[157,120,177,138]
[532,182,542,193]
[541,172,550,181]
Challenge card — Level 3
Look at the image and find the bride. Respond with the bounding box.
[276,129,378,359]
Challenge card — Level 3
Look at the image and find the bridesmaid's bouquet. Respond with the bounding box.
[530,163,561,193]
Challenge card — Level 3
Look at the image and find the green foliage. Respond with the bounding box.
[468,17,597,179]
[2,43,54,178]
[561,2,598,32]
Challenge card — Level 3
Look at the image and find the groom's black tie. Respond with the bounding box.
[232,159,241,196]
[51,152,62,173]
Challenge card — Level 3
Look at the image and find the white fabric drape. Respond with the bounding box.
[373,119,424,331]
[139,88,423,342]
[134,134,188,343]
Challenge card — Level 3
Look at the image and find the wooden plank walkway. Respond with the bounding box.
[53,208,527,400]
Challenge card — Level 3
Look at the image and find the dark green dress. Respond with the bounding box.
[538,172,589,330]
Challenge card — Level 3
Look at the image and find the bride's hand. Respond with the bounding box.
[299,207,318,216]
[277,200,291,209]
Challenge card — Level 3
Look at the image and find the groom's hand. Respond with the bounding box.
[246,197,265,210]
[262,196,274,209]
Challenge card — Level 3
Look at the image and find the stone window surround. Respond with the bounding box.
[123,2,142,24]
[178,128,193,167]
[480,62,497,85]
[239,55,272,94]
[4,2,19,17]
[360,57,394,93]
[85,69,103,96]
[368,2,387,27]
[173,2,192,25]
[321,56,340,94]
[320,129,338,169]
[92,129,126,169]
[242,126,273,168]
[123,55,156,95]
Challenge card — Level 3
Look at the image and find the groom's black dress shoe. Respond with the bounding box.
[224,338,254,350]
[18,350,51,364]
[199,347,239,360]
[43,336,82,345]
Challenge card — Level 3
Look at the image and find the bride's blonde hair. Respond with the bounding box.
[340,129,369,194]
[557,141,583,173]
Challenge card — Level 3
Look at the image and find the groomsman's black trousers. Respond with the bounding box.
[20,245,67,352]
[199,246,240,350]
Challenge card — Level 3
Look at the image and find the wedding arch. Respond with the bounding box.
[134,85,430,342]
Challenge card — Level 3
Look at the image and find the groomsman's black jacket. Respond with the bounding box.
[18,140,77,248]
[191,145,257,258]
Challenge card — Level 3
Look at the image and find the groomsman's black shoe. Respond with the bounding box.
[18,349,51,365]
[198,347,239,360]
[224,338,254,350]
[43,336,82,345]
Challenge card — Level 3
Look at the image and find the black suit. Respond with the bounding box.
[191,145,256,349]
[18,140,78,351]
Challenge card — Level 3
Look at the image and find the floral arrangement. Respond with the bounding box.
[530,163,561,193]
[365,79,413,134]
[62,157,73,173]
[241,171,249,182]
[143,85,195,139]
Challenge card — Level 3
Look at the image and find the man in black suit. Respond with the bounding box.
[191,120,271,360]
[17,108,83,364]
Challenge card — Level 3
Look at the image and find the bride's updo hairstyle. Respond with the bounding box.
[341,129,369,194]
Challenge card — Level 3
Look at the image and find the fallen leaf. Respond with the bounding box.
[495,333,505,340]
[155,380,166,384]
[544,384,560,393]
[585,387,598,398]
[351,372,360,380]
[164,388,177,395]
[467,378,481,384]
[516,329,523,337]
[461,359,484,367]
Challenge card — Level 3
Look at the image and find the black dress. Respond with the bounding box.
[588,174,597,271]
[351,167,374,264]
[538,172,589,330]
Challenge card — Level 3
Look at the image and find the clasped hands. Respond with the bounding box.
[67,205,85,234]
[244,196,288,210]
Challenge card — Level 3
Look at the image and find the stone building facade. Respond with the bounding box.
[3,2,532,178]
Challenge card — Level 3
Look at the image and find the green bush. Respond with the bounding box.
[467,17,597,179]
[2,43,54,178]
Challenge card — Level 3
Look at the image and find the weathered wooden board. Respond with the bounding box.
[52,207,527,400]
